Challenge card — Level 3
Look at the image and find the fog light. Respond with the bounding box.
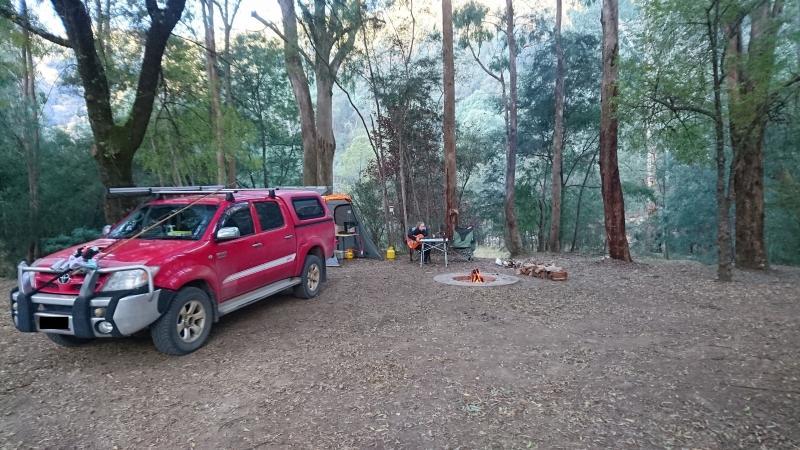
[94,307,106,318]
[97,321,114,334]
[11,301,17,311]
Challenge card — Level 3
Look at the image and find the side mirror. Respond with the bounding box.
[216,227,241,241]
[101,225,112,236]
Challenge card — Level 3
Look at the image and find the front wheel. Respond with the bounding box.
[294,255,323,299]
[150,287,213,355]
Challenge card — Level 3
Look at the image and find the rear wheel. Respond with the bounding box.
[46,333,93,347]
[150,287,213,355]
[294,255,323,299]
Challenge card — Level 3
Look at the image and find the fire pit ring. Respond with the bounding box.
[433,272,520,287]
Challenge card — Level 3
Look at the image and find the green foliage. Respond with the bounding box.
[229,33,301,187]
[350,174,386,245]
[41,228,102,255]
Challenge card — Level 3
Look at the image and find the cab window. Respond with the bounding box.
[254,201,285,231]
[218,203,255,237]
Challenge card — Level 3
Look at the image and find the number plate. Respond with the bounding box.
[39,316,69,330]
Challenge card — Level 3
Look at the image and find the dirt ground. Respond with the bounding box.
[1,254,799,449]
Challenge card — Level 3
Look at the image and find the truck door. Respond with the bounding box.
[253,200,297,284]
[213,202,263,300]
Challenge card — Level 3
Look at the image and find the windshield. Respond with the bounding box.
[109,204,219,240]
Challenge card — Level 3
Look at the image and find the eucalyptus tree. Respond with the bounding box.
[518,31,601,254]
[633,0,798,275]
[634,0,734,279]
[201,0,228,185]
[723,0,794,269]
[253,0,362,187]
[0,0,39,260]
[599,0,632,261]
[443,0,457,239]
[453,0,525,256]
[548,0,565,252]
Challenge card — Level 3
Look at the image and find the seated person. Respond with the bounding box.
[407,222,430,263]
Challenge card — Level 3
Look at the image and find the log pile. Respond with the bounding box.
[495,258,568,281]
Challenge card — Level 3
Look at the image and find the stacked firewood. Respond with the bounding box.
[495,258,568,281]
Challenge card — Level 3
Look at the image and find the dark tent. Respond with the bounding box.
[324,194,382,259]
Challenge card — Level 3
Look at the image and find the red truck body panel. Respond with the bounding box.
[31,190,335,304]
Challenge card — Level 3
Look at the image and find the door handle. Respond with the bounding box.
[284,234,294,239]
[251,242,263,248]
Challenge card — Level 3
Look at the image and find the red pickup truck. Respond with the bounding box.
[10,188,335,355]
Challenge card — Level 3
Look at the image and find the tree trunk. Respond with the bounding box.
[443,0,458,239]
[537,186,546,252]
[219,0,241,186]
[505,0,525,257]
[268,0,358,188]
[599,0,632,261]
[314,73,335,187]
[731,131,767,268]
[202,0,227,186]
[260,124,269,187]
[571,152,597,252]
[94,141,136,221]
[20,0,40,261]
[548,0,565,252]
[359,26,393,245]
[723,1,784,270]
[708,1,732,281]
[662,150,670,259]
[398,122,409,232]
[273,0,317,186]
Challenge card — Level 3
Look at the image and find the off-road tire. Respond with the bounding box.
[150,287,213,356]
[46,333,93,347]
[294,255,323,299]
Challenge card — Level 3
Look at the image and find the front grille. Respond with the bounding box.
[39,304,72,314]
[33,272,109,294]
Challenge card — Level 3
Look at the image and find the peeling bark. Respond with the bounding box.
[599,0,632,262]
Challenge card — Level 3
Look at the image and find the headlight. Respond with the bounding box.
[21,272,35,289]
[19,271,36,293]
[101,267,157,292]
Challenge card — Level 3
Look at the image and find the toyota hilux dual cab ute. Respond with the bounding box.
[9,187,335,355]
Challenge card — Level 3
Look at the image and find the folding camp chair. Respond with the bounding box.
[450,226,476,261]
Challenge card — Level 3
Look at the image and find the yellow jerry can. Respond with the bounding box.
[344,248,355,259]
[386,246,396,260]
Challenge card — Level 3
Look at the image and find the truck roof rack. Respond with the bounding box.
[108,185,332,198]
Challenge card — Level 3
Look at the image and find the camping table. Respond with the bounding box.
[420,238,448,267]
[336,232,359,253]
